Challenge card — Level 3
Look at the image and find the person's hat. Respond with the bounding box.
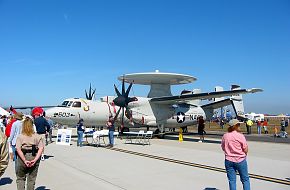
[14,112,24,120]
[25,115,34,120]
[32,107,44,116]
[79,118,84,122]
[229,119,243,127]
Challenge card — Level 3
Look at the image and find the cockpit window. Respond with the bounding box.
[61,101,69,106]
[72,101,81,108]
[67,101,73,107]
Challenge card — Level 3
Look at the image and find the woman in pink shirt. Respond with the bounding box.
[221,119,250,190]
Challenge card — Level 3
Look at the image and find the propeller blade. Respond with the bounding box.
[125,83,133,98]
[85,89,89,99]
[121,107,124,126]
[114,107,122,121]
[85,83,96,100]
[114,84,122,97]
[128,97,137,104]
[92,89,96,98]
[122,76,125,95]
[89,83,92,97]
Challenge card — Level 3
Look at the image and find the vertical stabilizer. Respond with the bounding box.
[231,85,245,116]
[191,89,201,105]
[181,89,201,105]
[214,86,224,102]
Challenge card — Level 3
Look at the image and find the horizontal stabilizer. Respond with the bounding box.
[247,88,263,93]
[201,98,241,120]
[201,98,236,110]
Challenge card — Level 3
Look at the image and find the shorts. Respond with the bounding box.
[38,134,46,144]
[198,129,204,135]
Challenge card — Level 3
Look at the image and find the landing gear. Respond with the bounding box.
[155,124,165,139]
[154,128,160,134]
[121,127,130,134]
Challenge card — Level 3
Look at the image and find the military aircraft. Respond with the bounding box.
[45,71,262,135]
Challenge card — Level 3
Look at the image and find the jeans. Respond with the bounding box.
[108,131,114,146]
[257,126,261,134]
[77,131,84,147]
[11,145,18,172]
[225,159,250,190]
[11,145,17,161]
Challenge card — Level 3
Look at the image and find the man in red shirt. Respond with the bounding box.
[262,120,268,134]
[5,116,16,137]
[5,116,16,160]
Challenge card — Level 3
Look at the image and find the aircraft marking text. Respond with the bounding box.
[55,112,74,117]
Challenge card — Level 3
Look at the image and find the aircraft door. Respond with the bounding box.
[69,101,82,124]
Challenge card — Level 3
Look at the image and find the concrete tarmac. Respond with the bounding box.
[1,135,290,190]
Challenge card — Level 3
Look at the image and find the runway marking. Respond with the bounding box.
[109,147,290,186]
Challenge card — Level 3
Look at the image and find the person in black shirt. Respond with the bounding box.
[34,113,50,161]
[198,116,205,142]
[77,119,85,147]
[34,115,50,142]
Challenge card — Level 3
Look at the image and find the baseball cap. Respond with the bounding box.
[32,107,44,116]
[229,119,243,127]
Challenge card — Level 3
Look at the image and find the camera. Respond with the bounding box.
[31,145,38,156]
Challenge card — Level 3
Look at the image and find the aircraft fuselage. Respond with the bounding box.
[45,97,206,128]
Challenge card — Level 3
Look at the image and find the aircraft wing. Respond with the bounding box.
[150,88,262,105]
[10,106,56,110]
[5,106,56,113]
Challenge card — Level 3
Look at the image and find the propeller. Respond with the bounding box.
[85,83,96,100]
[113,76,137,129]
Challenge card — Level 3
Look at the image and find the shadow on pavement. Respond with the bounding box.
[36,186,50,190]
[44,155,54,160]
[163,135,221,144]
[0,177,13,185]
[163,131,290,144]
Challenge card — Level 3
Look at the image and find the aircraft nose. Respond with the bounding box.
[45,108,56,118]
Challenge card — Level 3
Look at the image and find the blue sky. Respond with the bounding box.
[0,0,289,114]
